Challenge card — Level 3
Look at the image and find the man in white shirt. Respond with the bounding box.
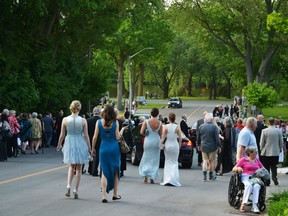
[237,117,258,161]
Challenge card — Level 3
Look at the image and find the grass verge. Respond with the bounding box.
[262,105,288,120]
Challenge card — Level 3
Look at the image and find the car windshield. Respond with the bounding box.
[170,98,179,101]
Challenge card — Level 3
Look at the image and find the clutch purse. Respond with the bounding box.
[119,136,130,153]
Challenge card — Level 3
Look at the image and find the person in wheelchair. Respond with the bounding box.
[232,146,264,214]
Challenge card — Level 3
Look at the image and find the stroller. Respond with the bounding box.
[228,168,269,212]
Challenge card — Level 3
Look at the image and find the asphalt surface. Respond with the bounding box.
[0,100,287,216]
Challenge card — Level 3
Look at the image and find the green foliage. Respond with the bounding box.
[267,12,288,34]
[268,190,288,216]
[243,81,279,109]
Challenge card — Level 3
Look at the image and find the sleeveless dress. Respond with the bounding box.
[160,123,181,186]
[139,120,162,180]
[62,115,89,164]
[98,120,120,193]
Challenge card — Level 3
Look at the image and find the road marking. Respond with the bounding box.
[187,105,204,120]
[0,165,68,185]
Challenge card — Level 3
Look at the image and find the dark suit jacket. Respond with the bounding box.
[254,121,267,153]
[180,120,189,138]
[87,115,101,149]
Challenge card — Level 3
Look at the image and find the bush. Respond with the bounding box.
[269,190,288,216]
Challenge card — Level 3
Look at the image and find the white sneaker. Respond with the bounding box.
[251,205,260,214]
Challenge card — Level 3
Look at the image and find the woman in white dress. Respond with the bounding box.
[160,113,182,186]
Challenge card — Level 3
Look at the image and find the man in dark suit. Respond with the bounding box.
[180,114,189,138]
[87,106,101,176]
[254,115,267,161]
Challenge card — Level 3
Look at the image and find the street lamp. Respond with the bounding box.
[128,47,154,114]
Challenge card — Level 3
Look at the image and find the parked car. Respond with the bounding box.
[135,96,147,105]
[167,97,183,108]
[131,113,150,126]
[129,122,194,168]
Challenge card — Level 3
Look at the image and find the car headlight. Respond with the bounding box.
[168,102,170,104]
[177,101,179,104]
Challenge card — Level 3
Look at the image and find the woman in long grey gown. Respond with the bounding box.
[139,108,162,183]
[160,113,182,186]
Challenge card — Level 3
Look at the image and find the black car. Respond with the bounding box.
[168,97,183,108]
[129,123,194,168]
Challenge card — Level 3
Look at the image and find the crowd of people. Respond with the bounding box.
[196,108,287,214]
[1,100,287,213]
[0,108,65,161]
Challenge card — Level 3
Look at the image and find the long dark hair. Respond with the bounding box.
[101,106,116,127]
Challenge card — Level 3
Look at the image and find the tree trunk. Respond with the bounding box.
[117,62,124,111]
[138,63,144,96]
[256,46,280,84]
[187,73,192,96]
[244,57,253,84]
[226,78,231,99]
[208,82,212,100]
[213,79,217,99]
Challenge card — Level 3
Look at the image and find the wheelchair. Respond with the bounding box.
[228,173,266,212]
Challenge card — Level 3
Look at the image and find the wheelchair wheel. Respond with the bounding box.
[228,174,241,208]
[258,185,266,212]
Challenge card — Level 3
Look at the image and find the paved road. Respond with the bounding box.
[1,101,287,216]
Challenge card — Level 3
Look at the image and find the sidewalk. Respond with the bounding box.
[278,167,288,174]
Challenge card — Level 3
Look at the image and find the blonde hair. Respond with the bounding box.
[69,100,81,113]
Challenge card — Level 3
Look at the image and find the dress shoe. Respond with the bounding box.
[35,150,38,154]
[272,178,279,186]
[112,195,121,200]
[144,176,148,183]
[150,179,154,184]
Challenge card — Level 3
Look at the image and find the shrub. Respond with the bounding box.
[268,190,288,216]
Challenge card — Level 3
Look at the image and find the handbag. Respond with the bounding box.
[119,136,130,153]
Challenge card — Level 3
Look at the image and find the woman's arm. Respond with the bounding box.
[176,125,182,148]
[82,118,91,152]
[56,118,66,150]
[140,120,147,135]
[92,120,99,156]
[115,120,127,140]
[160,125,167,145]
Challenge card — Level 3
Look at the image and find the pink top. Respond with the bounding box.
[236,157,263,175]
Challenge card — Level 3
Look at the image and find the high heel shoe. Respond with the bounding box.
[144,176,148,183]
[73,189,78,199]
[150,179,154,184]
[102,198,108,203]
[65,187,71,197]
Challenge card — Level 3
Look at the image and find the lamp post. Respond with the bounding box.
[128,47,154,114]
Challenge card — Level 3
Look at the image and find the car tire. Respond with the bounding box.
[131,147,140,165]
[181,162,192,169]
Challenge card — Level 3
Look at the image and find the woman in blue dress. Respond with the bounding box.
[57,100,91,199]
[139,108,162,183]
[92,106,127,203]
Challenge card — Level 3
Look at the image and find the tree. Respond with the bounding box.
[243,81,279,111]
[172,0,287,84]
